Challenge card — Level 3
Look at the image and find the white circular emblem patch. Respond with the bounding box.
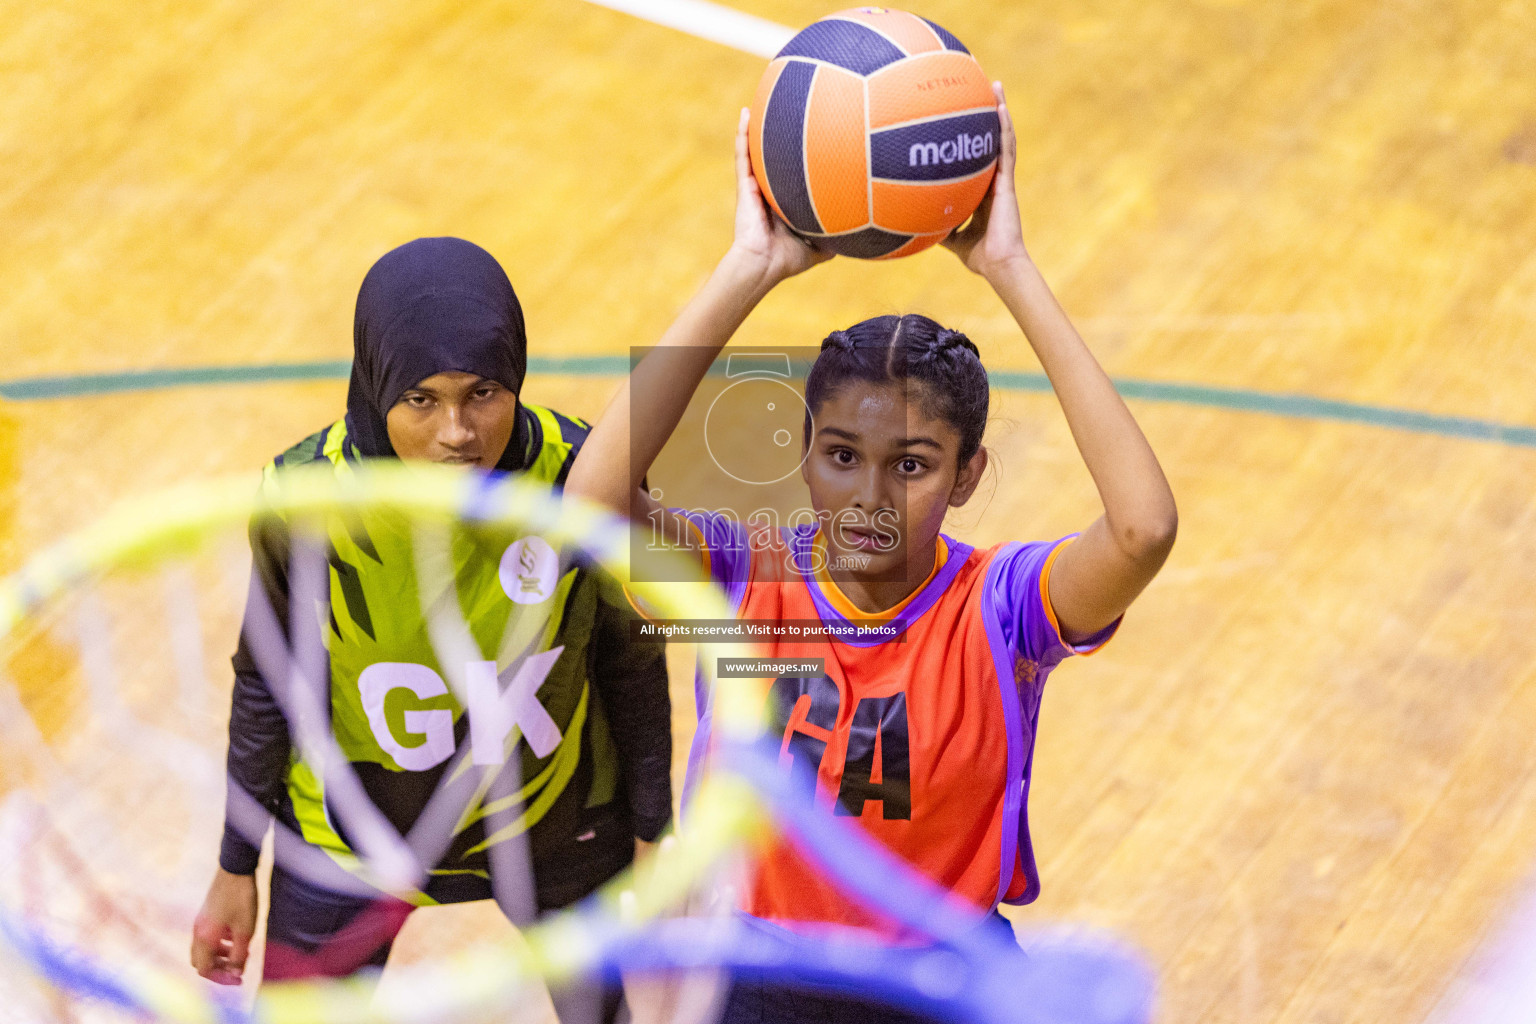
[499,537,558,604]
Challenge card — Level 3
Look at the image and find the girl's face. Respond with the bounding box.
[385,371,518,468]
[801,381,986,582]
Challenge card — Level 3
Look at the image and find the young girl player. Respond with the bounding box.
[566,84,1177,1022]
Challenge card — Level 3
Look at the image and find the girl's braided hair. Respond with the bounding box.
[806,314,988,466]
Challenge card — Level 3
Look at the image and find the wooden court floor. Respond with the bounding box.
[3,0,1535,1021]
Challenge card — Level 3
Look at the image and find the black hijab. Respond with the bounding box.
[344,237,531,471]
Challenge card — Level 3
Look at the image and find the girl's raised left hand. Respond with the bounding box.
[943,82,1031,281]
[726,108,832,285]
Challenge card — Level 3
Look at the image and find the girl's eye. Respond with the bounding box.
[897,458,923,474]
[405,394,432,408]
[831,448,855,465]
[473,385,499,400]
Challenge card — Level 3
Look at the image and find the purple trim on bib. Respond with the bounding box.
[980,543,1028,907]
[677,512,755,815]
[791,529,974,648]
[679,511,753,615]
[680,698,714,815]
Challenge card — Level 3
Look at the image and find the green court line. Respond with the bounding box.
[987,372,1536,448]
[1,358,1533,449]
[0,360,356,399]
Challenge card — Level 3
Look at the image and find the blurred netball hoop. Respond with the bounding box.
[0,464,1153,1024]
[1431,876,1536,1024]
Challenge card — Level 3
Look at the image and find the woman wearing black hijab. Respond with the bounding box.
[190,238,671,1020]
[342,233,532,468]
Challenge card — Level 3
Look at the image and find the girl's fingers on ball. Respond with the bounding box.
[735,110,751,172]
[995,108,1017,174]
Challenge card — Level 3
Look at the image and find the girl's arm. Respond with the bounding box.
[945,84,1177,643]
[565,110,828,532]
[193,522,291,984]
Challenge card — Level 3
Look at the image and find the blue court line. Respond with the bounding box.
[1,357,1533,449]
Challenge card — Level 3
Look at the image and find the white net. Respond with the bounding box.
[0,466,1151,1024]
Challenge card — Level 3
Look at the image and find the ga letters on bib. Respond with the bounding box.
[681,512,1117,934]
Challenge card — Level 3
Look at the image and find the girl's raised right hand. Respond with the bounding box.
[727,108,832,285]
